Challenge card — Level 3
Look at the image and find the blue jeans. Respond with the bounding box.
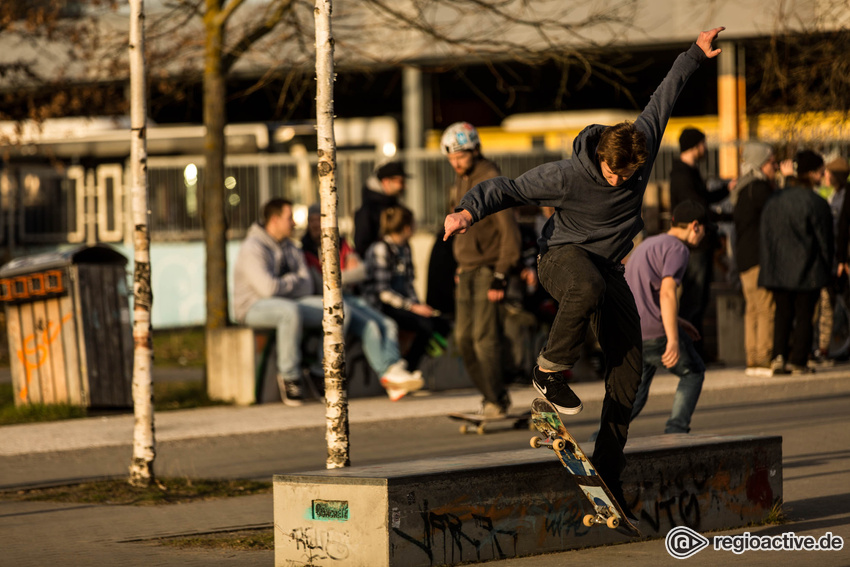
[243,295,400,382]
[244,296,325,382]
[344,295,399,377]
[631,329,705,433]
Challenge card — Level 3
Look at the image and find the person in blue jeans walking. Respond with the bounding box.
[626,200,708,433]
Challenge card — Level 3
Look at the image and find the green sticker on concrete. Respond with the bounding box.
[312,499,350,521]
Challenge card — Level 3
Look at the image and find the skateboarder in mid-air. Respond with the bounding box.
[444,26,727,521]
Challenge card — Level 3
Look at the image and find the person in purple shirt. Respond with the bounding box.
[626,200,707,433]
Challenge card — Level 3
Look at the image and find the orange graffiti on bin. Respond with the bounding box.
[17,313,73,401]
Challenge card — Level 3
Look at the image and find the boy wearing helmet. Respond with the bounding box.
[441,121,522,417]
[444,27,726,521]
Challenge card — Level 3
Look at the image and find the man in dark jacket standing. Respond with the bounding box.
[444,27,726,521]
[441,121,522,417]
[354,161,409,257]
[669,127,735,357]
[732,141,779,376]
[759,150,833,374]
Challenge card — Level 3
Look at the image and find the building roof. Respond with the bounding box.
[1,0,847,89]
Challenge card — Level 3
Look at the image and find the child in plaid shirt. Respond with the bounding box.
[364,206,447,371]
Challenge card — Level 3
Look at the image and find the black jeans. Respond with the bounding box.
[772,289,820,367]
[679,247,713,356]
[537,245,643,487]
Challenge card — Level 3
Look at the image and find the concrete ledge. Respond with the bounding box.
[273,433,782,567]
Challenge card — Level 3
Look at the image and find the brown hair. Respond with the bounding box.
[262,198,293,223]
[596,122,648,173]
[380,205,414,236]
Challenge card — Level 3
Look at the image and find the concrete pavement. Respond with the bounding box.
[1,363,849,566]
[3,364,848,458]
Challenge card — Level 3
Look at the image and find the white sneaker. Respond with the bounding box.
[380,361,424,401]
[745,366,774,378]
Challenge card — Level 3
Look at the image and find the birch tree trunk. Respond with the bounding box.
[128,0,156,487]
[315,0,349,469]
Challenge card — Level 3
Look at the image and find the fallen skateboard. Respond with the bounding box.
[448,410,532,435]
[529,397,641,537]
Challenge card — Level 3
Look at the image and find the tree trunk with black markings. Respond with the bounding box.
[315,0,349,469]
[128,0,156,487]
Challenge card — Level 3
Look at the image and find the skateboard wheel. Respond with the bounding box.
[582,514,595,527]
[476,424,486,435]
[552,438,566,451]
[459,425,468,434]
[530,436,543,449]
[607,516,619,529]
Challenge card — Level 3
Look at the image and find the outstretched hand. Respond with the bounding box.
[697,26,725,58]
[443,210,473,240]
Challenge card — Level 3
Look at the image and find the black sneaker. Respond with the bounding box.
[277,375,305,407]
[532,366,582,415]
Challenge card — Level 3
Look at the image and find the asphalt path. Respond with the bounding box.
[1,369,849,566]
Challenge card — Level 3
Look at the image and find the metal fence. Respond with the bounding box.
[141,149,570,240]
[3,141,849,250]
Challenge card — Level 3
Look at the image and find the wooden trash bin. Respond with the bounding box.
[0,245,133,408]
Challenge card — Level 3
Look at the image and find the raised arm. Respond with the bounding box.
[635,27,724,158]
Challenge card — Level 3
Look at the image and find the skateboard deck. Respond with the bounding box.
[529,397,641,537]
[448,411,532,435]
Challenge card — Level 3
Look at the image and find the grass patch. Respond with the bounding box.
[155,528,274,551]
[764,499,788,525]
[0,383,87,425]
[154,380,225,411]
[152,327,206,367]
[1,477,271,506]
[0,379,226,425]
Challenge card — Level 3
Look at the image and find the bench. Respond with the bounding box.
[206,327,412,405]
[272,433,782,566]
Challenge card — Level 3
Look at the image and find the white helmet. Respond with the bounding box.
[440,122,481,155]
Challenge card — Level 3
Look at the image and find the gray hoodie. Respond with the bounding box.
[457,43,708,264]
[233,222,313,322]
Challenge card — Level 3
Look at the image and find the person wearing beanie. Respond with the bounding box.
[626,199,708,434]
[759,150,833,374]
[678,128,706,154]
[353,160,410,257]
[669,127,737,360]
[732,141,779,376]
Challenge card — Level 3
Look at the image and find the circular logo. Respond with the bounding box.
[666,526,710,559]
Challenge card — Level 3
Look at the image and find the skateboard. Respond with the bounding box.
[448,411,532,435]
[529,397,641,537]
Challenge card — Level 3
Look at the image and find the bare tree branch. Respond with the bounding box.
[222,0,295,72]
